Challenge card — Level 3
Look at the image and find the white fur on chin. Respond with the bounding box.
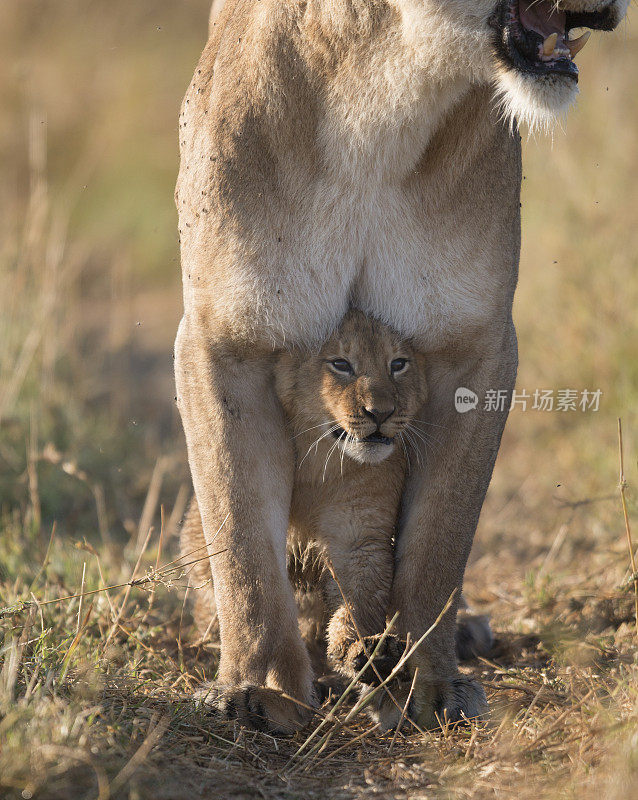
[493,66,580,135]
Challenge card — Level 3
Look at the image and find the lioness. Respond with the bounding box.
[175,0,628,732]
[182,310,492,731]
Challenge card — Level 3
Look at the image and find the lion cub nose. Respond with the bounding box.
[362,406,395,426]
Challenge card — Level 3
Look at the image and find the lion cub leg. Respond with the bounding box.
[321,505,408,687]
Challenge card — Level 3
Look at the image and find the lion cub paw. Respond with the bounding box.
[329,633,410,686]
[194,682,314,735]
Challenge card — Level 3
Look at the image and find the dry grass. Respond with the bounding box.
[1,2,637,798]
[1,527,637,799]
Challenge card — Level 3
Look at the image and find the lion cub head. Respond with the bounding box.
[276,310,428,465]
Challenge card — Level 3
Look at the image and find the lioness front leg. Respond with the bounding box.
[379,324,518,730]
[174,318,315,734]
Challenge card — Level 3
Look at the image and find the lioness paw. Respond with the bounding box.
[368,674,488,731]
[194,682,314,735]
[415,675,488,729]
[439,675,488,725]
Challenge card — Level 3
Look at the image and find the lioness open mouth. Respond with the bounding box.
[491,0,619,81]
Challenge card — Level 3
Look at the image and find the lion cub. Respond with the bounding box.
[181,311,425,717]
[276,309,429,684]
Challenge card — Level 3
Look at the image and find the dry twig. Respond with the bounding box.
[617,418,638,635]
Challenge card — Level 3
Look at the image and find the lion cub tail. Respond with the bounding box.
[456,597,494,662]
[180,496,219,642]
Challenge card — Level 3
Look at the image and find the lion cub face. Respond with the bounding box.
[277,310,428,465]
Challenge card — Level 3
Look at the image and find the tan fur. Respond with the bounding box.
[208,0,225,35]
[176,0,628,732]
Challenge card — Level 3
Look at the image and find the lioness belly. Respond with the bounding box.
[180,143,514,352]
[353,197,501,351]
[185,197,501,352]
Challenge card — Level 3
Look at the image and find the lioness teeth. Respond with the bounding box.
[540,29,590,62]
[542,32,558,56]
[567,30,591,58]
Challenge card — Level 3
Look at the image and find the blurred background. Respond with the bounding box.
[0,1,207,551]
[0,2,636,796]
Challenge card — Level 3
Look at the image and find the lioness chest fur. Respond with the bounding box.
[176,1,520,353]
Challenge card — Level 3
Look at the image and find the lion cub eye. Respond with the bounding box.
[390,358,409,375]
[329,358,354,375]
